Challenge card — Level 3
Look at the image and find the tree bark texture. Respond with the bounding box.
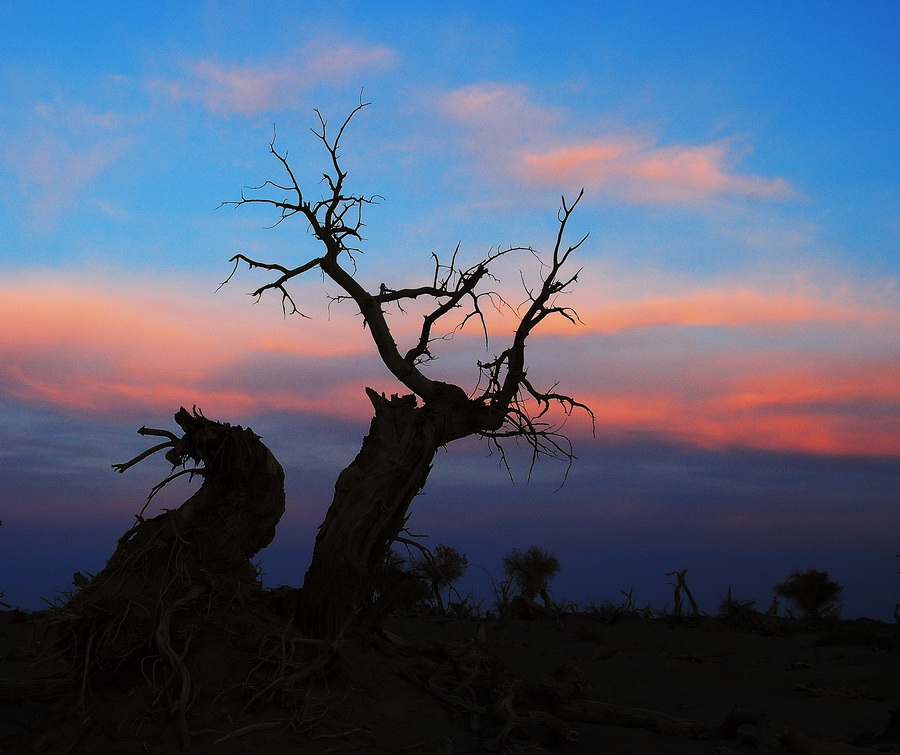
[298,388,489,638]
[221,110,588,640]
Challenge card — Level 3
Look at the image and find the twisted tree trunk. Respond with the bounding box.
[66,408,286,666]
[297,387,498,638]
[221,107,591,640]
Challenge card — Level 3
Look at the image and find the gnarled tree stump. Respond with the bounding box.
[60,407,285,673]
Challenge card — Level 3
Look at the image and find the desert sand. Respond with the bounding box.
[2,602,898,754]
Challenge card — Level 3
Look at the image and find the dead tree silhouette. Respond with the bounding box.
[65,408,284,653]
[54,408,285,748]
[220,101,594,638]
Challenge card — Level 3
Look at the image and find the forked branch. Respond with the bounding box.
[474,190,595,474]
[221,104,594,473]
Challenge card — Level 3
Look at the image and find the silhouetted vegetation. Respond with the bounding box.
[665,568,700,617]
[0,521,6,609]
[502,546,561,606]
[775,568,843,621]
[407,543,468,613]
[718,587,762,628]
[2,104,596,752]
[220,102,592,638]
[895,555,899,624]
[586,589,654,624]
[12,101,898,755]
[9,409,289,751]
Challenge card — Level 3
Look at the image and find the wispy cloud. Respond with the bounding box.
[471,266,900,455]
[5,133,130,222]
[302,41,399,79]
[574,358,900,456]
[521,140,792,203]
[1,100,132,224]
[150,42,397,116]
[437,83,792,205]
[33,101,125,132]
[438,83,560,147]
[1,270,895,457]
[460,261,895,339]
[0,275,376,420]
[572,284,891,335]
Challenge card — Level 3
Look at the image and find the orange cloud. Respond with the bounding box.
[722,362,900,455]
[547,342,900,456]
[438,83,792,205]
[522,140,792,203]
[493,269,900,456]
[568,363,899,457]
[0,277,375,419]
[475,272,893,339]
[2,273,897,458]
[580,287,889,334]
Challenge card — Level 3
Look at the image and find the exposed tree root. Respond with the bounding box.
[0,677,73,703]
[559,701,770,752]
[407,627,778,754]
[780,727,885,755]
[25,408,292,751]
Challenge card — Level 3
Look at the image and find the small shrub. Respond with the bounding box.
[0,520,6,609]
[718,587,759,628]
[774,569,843,621]
[586,589,651,623]
[490,576,517,618]
[502,546,560,606]
[408,544,468,613]
[448,595,483,619]
[586,598,625,624]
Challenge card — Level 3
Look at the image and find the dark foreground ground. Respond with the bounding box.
[2,607,899,753]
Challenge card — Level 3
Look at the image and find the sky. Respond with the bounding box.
[0,1,898,619]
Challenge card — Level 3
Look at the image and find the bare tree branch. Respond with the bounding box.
[221,104,593,475]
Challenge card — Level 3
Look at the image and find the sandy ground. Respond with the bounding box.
[2,607,899,753]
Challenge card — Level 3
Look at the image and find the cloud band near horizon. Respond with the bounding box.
[2,267,895,457]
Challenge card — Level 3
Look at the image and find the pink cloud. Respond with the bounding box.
[709,361,900,455]
[502,271,893,338]
[157,42,397,116]
[4,132,130,221]
[569,359,900,456]
[581,287,889,334]
[437,84,561,154]
[0,277,375,420]
[438,83,792,205]
[522,140,792,203]
[189,61,288,115]
[1,272,896,458]
[500,274,900,456]
[303,42,398,79]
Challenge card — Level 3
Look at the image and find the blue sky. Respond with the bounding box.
[1,2,898,618]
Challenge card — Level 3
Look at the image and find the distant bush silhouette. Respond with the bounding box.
[502,546,560,606]
[408,543,468,613]
[0,521,8,609]
[718,587,760,628]
[587,589,652,623]
[774,569,843,620]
